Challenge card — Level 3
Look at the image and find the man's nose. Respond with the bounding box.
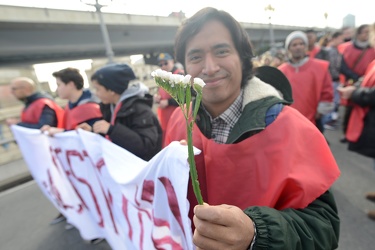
[202,54,219,75]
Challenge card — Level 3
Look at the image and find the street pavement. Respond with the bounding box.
[0,127,375,250]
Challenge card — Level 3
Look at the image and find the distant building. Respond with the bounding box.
[343,14,355,28]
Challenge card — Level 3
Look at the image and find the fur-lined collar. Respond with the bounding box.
[242,76,283,110]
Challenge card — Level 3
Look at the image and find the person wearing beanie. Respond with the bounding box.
[153,52,184,144]
[78,63,162,161]
[279,30,334,135]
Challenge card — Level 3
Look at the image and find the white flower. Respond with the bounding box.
[174,74,186,86]
[151,68,163,78]
[193,77,206,88]
[182,75,192,87]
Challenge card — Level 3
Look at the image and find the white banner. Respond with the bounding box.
[11,125,195,250]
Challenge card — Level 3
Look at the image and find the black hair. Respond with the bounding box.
[52,67,84,90]
[305,29,316,34]
[356,24,369,37]
[174,7,254,87]
[331,31,343,39]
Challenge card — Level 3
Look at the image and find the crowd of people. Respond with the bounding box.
[5,6,375,249]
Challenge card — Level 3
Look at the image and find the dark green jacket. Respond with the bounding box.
[195,77,340,250]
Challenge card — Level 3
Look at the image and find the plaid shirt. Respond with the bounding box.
[203,89,243,144]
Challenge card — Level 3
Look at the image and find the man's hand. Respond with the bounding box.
[40,125,64,136]
[337,85,356,99]
[76,122,92,132]
[193,204,254,250]
[158,99,169,109]
[153,93,161,103]
[5,117,19,126]
[92,120,110,134]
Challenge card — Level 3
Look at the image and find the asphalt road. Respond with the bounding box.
[0,127,375,250]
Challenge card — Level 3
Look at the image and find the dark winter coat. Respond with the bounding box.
[101,94,162,161]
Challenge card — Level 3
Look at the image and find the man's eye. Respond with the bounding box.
[216,49,229,56]
[189,55,201,62]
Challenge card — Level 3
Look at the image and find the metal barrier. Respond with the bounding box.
[0,105,23,165]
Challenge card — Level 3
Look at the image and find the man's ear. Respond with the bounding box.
[67,81,75,87]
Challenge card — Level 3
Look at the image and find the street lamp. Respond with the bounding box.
[81,0,115,64]
[265,4,275,54]
[324,12,329,32]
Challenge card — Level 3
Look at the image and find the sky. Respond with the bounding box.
[1,0,373,89]
[0,0,374,29]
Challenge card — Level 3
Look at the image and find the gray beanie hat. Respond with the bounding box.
[285,31,308,50]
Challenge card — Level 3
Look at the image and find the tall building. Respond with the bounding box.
[343,14,356,27]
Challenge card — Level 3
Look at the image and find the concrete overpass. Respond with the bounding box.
[0,5,319,67]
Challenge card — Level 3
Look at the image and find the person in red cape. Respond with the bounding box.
[153,52,184,144]
[279,31,334,134]
[78,63,162,161]
[164,7,340,250]
[41,67,103,135]
[40,67,103,232]
[338,22,375,220]
[305,29,321,58]
[339,24,375,143]
[6,77,64,129]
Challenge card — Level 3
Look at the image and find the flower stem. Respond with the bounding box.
[186,121,203,205]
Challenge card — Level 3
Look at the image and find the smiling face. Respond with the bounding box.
[184,20,242,118]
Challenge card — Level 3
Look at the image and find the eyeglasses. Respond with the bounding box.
[158,62,168,67]
[11,86,23,91]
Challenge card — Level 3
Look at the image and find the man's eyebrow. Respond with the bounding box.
[186,43,231,57]
[212,43,231,50]
[186,48,202,57]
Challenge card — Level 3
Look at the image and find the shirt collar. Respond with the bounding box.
[203,88,243,126]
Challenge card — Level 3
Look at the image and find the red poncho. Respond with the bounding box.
[165,105,340,220]
[342,43,375,77]
[346,60,375,142]
[278,59,333,124]
[21,98,65,128]
[157,88,178,133]
[64,103,102,130]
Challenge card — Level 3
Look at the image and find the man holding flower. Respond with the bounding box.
[163,7,340,250]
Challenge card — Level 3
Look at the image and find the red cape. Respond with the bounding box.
[307,45,321,58]
[346,60,375,142]
[157,88,178,134]
[338,41,351,54]
[342,43,375,76]
[278,59,332,124]
[21,98,65,128]
[165,105,340,220]
[64,103,102,130]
